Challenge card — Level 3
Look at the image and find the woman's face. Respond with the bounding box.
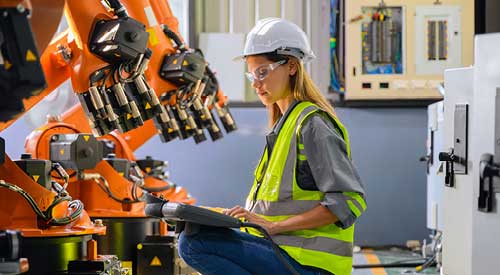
[246,55,292,106]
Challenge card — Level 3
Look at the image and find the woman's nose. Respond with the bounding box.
[252,79,262,89]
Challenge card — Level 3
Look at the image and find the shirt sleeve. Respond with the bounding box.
[300,114,367,229]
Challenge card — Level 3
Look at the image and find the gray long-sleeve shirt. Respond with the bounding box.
[267,101,366,229]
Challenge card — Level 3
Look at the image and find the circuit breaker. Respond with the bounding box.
[343,0,473,102]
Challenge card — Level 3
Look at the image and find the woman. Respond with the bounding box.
[178,17,366,275]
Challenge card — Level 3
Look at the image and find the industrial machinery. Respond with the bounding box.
[424,99,445,232]
[0,230,29,274]
[339,0,473,102]
[0,0,237,274]
[436,34,500,275]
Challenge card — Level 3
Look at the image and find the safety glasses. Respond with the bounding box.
[245,59,287,83]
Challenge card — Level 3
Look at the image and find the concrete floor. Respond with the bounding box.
[352,248,439,275]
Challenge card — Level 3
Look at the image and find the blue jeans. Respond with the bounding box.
[178,226,327,275]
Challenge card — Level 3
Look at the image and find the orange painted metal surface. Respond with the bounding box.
[0,1,106,237]
[0,155,106,237]
[1,0,208,239]
[87,239,98,261]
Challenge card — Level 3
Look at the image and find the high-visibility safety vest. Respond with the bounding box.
[246,101,355,275]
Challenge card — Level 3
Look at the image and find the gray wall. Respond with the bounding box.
[135,107,430,246]
[1,107,429,246]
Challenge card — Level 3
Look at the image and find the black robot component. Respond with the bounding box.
[0,7,46,122]
[49,134,103,171]
[67,255,124,275]
[136,156,167,178]
[89,17,149,64]
[104,153,130,179]
[0,230,29,274]
[0,137,5,164]
[14,153,52,190]
[159,50,206,85]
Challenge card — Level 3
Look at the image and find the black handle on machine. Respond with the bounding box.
[439,150,456,187]
[478,153,500,212]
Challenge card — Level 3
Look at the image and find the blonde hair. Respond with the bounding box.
[267,56,336,128]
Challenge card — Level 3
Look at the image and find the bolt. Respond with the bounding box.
[127,31,139,42]
[16,4,25,13]
[3,11,8,17]
[94,219,104,227]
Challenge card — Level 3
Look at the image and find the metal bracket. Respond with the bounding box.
[453,104,468,174]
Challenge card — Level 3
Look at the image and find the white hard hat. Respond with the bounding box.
[234,17,316,63]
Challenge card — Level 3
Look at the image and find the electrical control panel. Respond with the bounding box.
[344,0,473,102]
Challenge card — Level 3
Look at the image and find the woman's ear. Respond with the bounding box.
[288,60,298,76]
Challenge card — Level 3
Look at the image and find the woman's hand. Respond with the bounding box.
[223,205,281,235]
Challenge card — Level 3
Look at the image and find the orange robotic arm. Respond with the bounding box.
[0,0,106,238]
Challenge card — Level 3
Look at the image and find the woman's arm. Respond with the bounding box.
[224,204,338,235]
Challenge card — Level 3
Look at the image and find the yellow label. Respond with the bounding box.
[60,149,65,155]
[26,49,37,61]
[4,60,12,70]
[182,60,188,66]
[136,243,143,250]
[145,102,151,110]
[173,59,178,65]
[127,113,132,120]
[32,175,40,183]
[83,135,90,142]
[150,256,162,266]
[118,172,124,177]
[121,261,133,275]
[146,28,159,46]
[145,167,151,173]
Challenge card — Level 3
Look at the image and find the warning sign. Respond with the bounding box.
[26,50,37,61]
[150,256,162,266]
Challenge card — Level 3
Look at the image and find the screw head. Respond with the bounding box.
[16,4,25,13]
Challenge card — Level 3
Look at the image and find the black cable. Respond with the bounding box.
[241,222,300,275]
[161,24,186,52]
[95,176,140,204]
[415,254,437,272]
[353,261,427,269]
[105,0,128,18]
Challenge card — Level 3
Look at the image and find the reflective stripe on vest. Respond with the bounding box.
[245,101,354,275]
